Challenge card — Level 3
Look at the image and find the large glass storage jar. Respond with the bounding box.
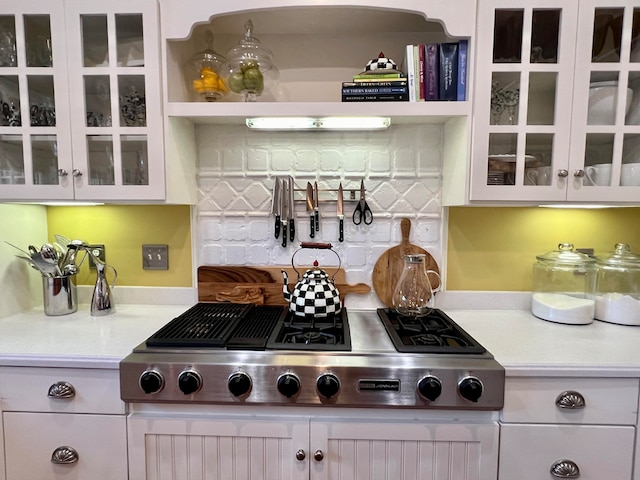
[188,30,228,102]
[594,243,640,326]
[532,243,597,325]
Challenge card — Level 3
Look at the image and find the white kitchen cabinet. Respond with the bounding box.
[0,0,165,202]
[498,376,639,480]
[463,0,640,204]
[128,412,499,480]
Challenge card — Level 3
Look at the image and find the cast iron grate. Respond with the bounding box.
[226,305,288,350]
[266,308,352,351]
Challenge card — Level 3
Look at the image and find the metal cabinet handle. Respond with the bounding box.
[314,450,324,462]
[47,381,76,399]
[51,446,79,464]
[557,169,569,178]
[57,169,68,177]
[295,449,306,461]
[555,390,585,409]
[573,169,585,178]
[72,169,83,177]
[550,459,580,478]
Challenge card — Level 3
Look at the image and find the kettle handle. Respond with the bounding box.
[291,243,342,281]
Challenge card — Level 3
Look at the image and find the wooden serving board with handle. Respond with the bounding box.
[372,217,440,307]
[198,265,370,305]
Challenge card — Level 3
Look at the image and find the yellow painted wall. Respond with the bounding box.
[46,205,192,287]
[447,207,640,291]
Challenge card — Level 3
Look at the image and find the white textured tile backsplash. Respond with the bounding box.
[195,124,444,309]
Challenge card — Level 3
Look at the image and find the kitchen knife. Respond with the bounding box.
[337,183,344,243]
[287,176,295,243]
[306,182,315,238]
[313,181,320,232]
[281,178,288,247]
[271,177,281,239]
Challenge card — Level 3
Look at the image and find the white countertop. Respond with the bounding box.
[2,303,640,377]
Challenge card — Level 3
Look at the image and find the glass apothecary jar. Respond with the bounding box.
[224,19,279,102]
[594,243,640,326]
[531,243,597,325]
[188,30,228,102]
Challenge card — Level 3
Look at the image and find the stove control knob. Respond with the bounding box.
[228,372,252,397]
[277,373,301,398]
[417,375,442,401]
[139,370,164,394]
[458,376,483,403]
[316,373,340,399]
[178,369,202,395]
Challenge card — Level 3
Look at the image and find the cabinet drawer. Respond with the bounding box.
[0,367,125,414]
[3,412,127,480]
[501,377,639,425]
[499,423,634,480]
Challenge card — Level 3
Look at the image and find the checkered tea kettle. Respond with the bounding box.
[282,242,342,318]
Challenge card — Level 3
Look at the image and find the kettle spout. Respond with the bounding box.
[281,269,291,302]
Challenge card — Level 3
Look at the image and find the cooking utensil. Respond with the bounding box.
[287,176,295,243]
[372,218,440,307]
[280,178,288,248]
[337,183,344,242]
[4,241,32,257]
[40,243,62,276]
[313,181,319,232]
[270,177,282,239]
[54,234,71,248]
[352,179,373,225]
[306,182,315,238]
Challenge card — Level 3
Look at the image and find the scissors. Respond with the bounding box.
[352,179,373,225]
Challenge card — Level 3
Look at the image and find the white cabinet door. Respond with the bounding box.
[499,424,634,480]
[310,420,499,480]
[3,412,128,480]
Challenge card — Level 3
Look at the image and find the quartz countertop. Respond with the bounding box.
[2,304,640,377]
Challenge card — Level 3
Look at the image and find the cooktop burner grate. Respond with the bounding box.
[267,309,351,351]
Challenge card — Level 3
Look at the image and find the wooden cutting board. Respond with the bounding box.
[372,217,440,307]
[198,265,370,305]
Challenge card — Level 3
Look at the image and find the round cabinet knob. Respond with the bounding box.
[573,169,585,178]
[57,169,68,177]
[314,450,324,462]
[72,169,83,177]
[178,369,202,395]
[458,376,483,403]
[417,375,442,401]
[228,371,252,397]
[139,370,164,395]
[550,459,580,478]
[295,449,306,461]
[557,169,569,178]
[277,373,301,398]
[316,373,340,399]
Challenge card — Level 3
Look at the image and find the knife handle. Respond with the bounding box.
[315,210,320,231]
[339,218,344,242]
[310,215,315,238]
[282,222,287,247]
[289,219,295,242]
[275,215,281,239]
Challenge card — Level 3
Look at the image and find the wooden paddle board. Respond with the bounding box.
[372,217,440,307]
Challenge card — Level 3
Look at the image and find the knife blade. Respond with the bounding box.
[337,183,344,242]
[281,179,288,247]
[313,181,320,232]
[270,177,281,239]
[287,176,295,243]
[306,182,315,238]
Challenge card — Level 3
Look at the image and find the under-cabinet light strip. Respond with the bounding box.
[246,117,391,130]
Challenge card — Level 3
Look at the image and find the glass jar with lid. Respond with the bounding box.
[188,30,228,102]
[225,19,279,102]
[594,243,640,325]
[531,243,597,325]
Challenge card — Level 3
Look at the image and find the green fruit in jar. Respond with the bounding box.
[240,60,258,73]
[242,67,263,90]
[228,72,246,94]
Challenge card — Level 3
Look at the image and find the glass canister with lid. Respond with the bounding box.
[531,243,597,325]
[594,243,640,325]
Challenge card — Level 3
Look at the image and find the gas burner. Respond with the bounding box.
[282,327,340,345]
[411,333,446,347]
[267,309,351,351]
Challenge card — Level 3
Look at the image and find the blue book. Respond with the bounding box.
[438,42,459,101]
[457,39,468,101]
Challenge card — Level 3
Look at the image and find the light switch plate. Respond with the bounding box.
[142,244,169,270]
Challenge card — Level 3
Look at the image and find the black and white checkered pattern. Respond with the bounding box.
[364,55,397,72]
[285,269,342,318]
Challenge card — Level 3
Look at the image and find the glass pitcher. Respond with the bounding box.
[392,254,441,317]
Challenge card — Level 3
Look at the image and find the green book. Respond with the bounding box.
[352,72,403,80]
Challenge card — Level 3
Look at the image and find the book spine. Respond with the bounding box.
[438,42,459,101]
[342,93,409,102]
[352,73,403,79]
[343,81,408,87]
[424,43,439,100]
[404,44,416,102]
[418,44,425,101]
[342,87,408,94]
[349,79,408,85]
[413,45,421,101]
[457,39,468,101]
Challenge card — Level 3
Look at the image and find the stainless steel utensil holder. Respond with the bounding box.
[43,275,77,316]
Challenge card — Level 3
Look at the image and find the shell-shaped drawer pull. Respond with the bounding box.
[550,459,580,478]
[47,381,76,399]
[51,446,79,464]
[555,390,585,409]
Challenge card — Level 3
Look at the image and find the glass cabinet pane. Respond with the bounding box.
[621,134,640,186]
[81,15,109,67]
[84,75,112,127]
[0,16,17,67]
[24,15,52,67]
[491,72,520,125]
[0,135,24,184]
[493,10,523,63]
[121,135,148,185]
[584,133,614,186]
[527,72,557,125]
[0,76,21,126]
[31,135,58,185]
[487,133,518,186]
[632,8,640,63]
[531,9,560,63]
[626,72,640,125]
[524,134,554,186]
[116,14,144,67]
[87,135,114,185]
[118,75,146,126]
[592,8,624,63]
[27,75,55,126]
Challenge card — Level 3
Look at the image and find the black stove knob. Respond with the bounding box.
[139,370,164,394]
[458,376,483,403]
[316,373,340,399]
[277,373,301,398]
[178,369,202,395]
[417,375,442,401]
[228,372,252,397]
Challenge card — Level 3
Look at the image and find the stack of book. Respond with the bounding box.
[403,40,468,102]
[341,72,409,102]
